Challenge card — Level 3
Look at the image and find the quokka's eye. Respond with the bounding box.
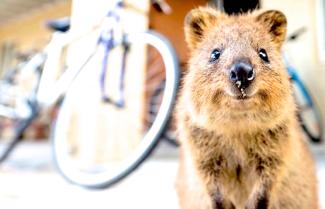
[258,48,269,63]
[209,49,221,62]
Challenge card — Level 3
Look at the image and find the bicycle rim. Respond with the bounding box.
[52,31,179,189]
[148,79,179,147]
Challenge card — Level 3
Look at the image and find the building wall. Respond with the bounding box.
[0,1,71,52]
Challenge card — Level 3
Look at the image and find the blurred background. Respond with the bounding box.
[0,0,324,208]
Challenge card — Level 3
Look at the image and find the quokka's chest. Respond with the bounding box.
[195,149,266,208]
[187,123,286,179]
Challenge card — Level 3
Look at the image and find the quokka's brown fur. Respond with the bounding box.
[176,7,319,209]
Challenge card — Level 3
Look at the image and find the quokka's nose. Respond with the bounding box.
[229,62,255,89]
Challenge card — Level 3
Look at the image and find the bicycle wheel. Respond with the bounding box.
[52,31,179,189]
[292,75,323,143]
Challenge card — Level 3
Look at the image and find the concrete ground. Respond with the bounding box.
[0,140,324,209]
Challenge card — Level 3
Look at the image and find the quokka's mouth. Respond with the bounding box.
[235,95,251,100]
[229,88,253,100]
[224,86,257,101]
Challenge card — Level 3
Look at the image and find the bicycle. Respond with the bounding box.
[0,0,180,189]
[285,27,323,143]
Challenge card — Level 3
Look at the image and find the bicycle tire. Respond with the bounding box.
[0,112,37,163]
[292,77,323,143]
[52,30,179,189]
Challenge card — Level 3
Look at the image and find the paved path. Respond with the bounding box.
[0,141,324,209]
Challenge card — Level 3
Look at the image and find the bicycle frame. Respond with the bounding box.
[36,31,99,106]
[0,32,96,120]
[284,53,313,106]
[287,65,313,106]
[39,0,126,107]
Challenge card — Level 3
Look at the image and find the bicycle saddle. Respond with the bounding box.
[46,17,70,32]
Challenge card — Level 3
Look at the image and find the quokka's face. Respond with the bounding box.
[183,8,294,126]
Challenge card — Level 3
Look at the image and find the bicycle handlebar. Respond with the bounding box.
[286,27,307,42]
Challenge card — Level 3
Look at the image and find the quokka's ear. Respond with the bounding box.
[184,7,225,51]
[256,10,287,48]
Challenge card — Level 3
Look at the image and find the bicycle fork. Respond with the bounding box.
[98,32,129,108]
